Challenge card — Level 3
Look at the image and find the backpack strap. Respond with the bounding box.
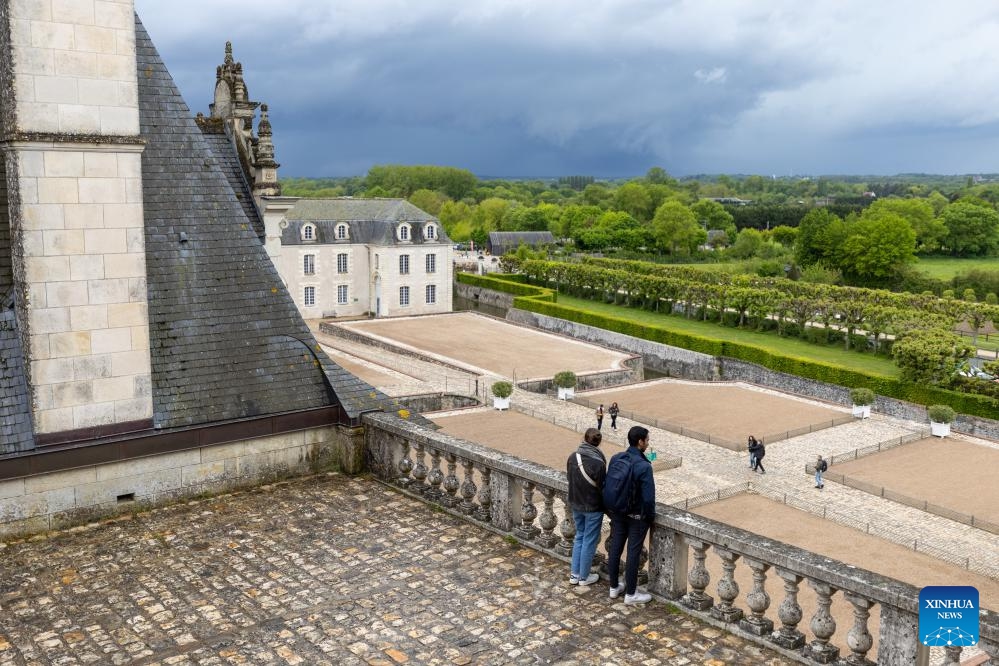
[576,452,599,488]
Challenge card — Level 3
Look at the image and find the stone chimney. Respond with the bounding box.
[0,0,153,435]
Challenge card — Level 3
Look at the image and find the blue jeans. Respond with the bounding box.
[607,512,650,595]
[571,510,604,578]
[815,470,823,487]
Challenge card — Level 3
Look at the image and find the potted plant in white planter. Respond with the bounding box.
[850,388,874,419]
[492,381,513,410]
[553,371,577,400]
[927,404,955,438]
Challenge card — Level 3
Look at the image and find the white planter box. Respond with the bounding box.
[557,387,575,400]
[852,404,871,419]
[493,396,510,410]
[930,421,951,438]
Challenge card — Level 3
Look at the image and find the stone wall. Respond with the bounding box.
[453,280,515,311]
[319,321,472,374]
[509,307,999,440]
[0,424,356,539]
[507,308,718,380]
[396,392,480,414]
[515,362,642,396]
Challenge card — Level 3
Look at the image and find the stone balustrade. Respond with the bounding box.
[364,411,998,665]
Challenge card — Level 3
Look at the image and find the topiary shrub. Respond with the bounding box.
[927,404,956,423]
[491,381,513,399]
[850,388,875,406]
[553,371,577,388]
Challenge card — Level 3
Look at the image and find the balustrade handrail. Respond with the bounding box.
[363,410,999,648]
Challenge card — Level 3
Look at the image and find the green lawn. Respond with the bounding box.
[555,294,901,378]
[913,256,999,281]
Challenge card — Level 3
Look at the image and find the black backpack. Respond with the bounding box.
[603,453,635,514]
[818,459,828,472]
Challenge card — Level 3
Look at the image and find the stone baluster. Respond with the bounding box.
[459,458,477,515]
[739,558,773,636]
[555,492,575,558]
[397,439,414,488]
[681,539,713,611]
[711,547,743,623]
[772,569,805,650]
[442,452,461,509]
[536,486,559,548]
[942,646,962,665]
[474,466,492,522]
[843,593,874,665]
[980,636,997,664]
[411,441,428,494]
[804,581,840,664]
[513,481,540,540]
[979,637,997,664]
[425,448,444,501]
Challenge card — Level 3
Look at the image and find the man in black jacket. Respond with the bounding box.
[605,426,656,604]
[566,428,606,586]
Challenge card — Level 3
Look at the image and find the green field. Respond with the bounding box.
[913,256,999,280]
[555,294,901,378]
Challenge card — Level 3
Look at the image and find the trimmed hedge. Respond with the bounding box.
[511,294,999,420]
[456,272,556,301]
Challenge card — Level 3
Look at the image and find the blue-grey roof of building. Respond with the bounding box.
[0,307,34,455]
[199,126,265,240]
[281,199,450,247]
[135,14,391,425]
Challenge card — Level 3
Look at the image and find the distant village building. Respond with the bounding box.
[487,231,555,256]
[196,44,452,318]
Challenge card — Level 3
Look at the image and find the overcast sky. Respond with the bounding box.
[134,1,999,179]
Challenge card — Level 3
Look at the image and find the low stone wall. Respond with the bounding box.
[396,393,480,414]
[0,424,360,539]
[507,308,719,381]
[515,357,643,396]
[510,306,999,440]
[319,321,473,374]
[454,280,515,311]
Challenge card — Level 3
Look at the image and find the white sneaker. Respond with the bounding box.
[578,573,600,587]
[624,591,652,605]
[609,583,625,599]
[569,575,579,585]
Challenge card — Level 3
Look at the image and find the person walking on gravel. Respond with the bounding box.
[566,428,607,587]
[750,438,766,474]
[609,402,620,430]
[596,404,604,431]
[815,455,827,489]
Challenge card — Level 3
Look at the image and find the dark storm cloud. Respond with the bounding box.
[135,1,999,177]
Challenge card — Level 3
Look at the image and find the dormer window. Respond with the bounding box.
[302,224,316,242]
[336,224,349,240]
[425,224,437,240]
[398,224,411,241]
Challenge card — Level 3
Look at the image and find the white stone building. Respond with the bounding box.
[196,45,453,319]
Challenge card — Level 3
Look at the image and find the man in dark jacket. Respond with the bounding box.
[566,428,607,586]
[605,426,656,604]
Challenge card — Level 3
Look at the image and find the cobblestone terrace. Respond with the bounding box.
[0,474,793,666]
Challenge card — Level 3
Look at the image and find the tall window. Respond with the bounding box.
[302,225,315,241]
[426,284,437,304]
[303,254,315,275]
[426,225,436,239]
[336,224,348,239]
[399,225,410,241]
[399,286,410,307]
[399,254,410,275]
[304,286,316,306]
[425,253,436,274]
[337,285,348,304]
[337,253,348,273]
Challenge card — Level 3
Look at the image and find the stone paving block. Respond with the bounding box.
[0,474,793,665]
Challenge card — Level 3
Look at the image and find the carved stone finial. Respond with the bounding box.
[258,104,272,136]
[224,41,233,64]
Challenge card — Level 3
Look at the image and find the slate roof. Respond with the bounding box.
[135,14,390,425]
[281,199,450,247]
[488,231,555,255]
[199,126,266,240]
[0,306,34,455]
